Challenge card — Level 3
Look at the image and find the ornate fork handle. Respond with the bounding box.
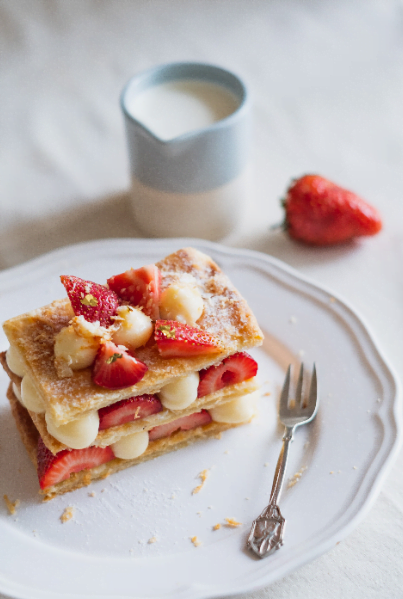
[247,425,294,558]
[247,363,318,558]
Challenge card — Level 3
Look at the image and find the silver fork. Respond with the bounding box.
[247,363,319,559]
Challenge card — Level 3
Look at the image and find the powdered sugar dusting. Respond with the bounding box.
[4,247,263,423]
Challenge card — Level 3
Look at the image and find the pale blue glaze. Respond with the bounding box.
[121,62,251,194]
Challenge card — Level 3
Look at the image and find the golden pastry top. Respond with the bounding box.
[3,247,263,425]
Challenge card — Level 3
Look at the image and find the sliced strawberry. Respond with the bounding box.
[107,265,161,319]
[60,275,119,327]
[148,410,212,442]
[37,437,114,489]
[92,340,148,389]
[98,394,162,430]
[197,352,258,397]
[154,320,221,358]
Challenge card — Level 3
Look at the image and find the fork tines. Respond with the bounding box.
[279,363,318,423]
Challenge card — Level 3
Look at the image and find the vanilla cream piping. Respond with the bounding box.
[158,371,200,411]
[111,430,149,459]
[209,390,259,423]
[45,410,99,449]
[6,346,26,378]
[21,375,46,414]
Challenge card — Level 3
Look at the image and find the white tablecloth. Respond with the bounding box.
[1,1,403,597]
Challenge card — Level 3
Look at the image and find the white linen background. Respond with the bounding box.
[1,1,403,597]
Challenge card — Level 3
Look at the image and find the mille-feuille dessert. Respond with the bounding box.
[1,247,263,500]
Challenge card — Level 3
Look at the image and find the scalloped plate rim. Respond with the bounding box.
[0,237,401,599]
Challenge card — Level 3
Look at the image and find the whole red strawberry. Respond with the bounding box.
[283,175,382,245]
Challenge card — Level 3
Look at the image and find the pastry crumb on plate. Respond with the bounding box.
[224,517,242,527]
[3,494,20,515]
[60,506,75,523]
[288,466,308,488]
[192,469,209,494]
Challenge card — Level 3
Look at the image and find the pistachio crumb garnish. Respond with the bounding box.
[158,324,176,339]
[106,353,123,364]
[81,294,98,307]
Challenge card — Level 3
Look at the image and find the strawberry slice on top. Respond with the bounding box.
[61,275,119,327]
[92,340,148,390]
[148,410,212,442]
[154,320,222,358]
[98,394,162,430]
[107,265,161,319]
[197,352,258,397]
[37,437,114,489]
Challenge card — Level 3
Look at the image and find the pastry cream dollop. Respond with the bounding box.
[6,346,26,377]
[21,375,46,413]
[159,284,203,325]
[209,390,259,424]
[158,372,200,411]
[12,382,23,404]
[45,410,99,449]
[112,306,153,350]
[111,430,149,460]
[54,316,107,377]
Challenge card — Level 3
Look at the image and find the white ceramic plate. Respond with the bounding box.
[0,239,400,599]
